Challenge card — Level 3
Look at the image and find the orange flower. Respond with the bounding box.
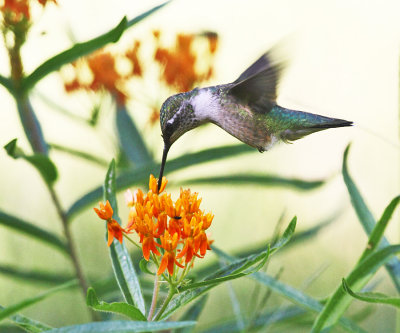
[94,200,113,220]
[149,174,167,194]
[157,231,184,275]
[94,200,127,246]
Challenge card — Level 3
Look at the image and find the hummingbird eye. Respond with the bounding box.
[164,121,174,137]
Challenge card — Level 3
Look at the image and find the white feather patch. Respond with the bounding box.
[191,89,220,121]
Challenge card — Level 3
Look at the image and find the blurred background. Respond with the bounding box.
[0,0,399,331]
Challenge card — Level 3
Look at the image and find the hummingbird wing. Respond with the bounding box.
[228,51,285,113]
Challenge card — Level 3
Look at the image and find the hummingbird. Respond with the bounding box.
[157,49,352,189]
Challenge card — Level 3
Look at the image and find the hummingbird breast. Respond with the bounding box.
[213,95,277,152]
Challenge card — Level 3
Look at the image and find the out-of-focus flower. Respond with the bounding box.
[1,0,56,23]
[61,30,218,125]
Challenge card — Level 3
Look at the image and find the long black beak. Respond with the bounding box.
[157,143,170,192]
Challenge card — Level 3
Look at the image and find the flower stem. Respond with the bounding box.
[154,287,175,321]
[147,274,160,321]
[123,233,142,250]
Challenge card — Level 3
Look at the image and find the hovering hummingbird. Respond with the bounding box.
[157,49,352,189]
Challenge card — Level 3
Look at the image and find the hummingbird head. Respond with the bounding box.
[160,92,198,146]
[158,91,199,190]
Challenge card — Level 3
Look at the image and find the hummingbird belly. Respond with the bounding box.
[213,104,276,152]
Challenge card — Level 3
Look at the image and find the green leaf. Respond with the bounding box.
[180,175,325,190]
[342,144,400,291]
[86,287,146,321]
[139,259,155,276]
[0,264,73,285]
[342,278,400,308]
[0,280,77,322]
[359,195,400,262]
[214,248,366,332]
[160,248,270,320]
[49,143,109,167]
[0,74,13,94]
[15,98,49,155]
[4,138,57,185]
[0,210,68,254]
[103,160,146,315]
[67,144,254,220]
[312,245,400,332]
[270,217,297,253]
[180,248,270,292]
[22,3,169,91]
[176,295,208,333]
[0,305,53,333]
[194,216,334,280]
[126,1,170,28]
[21,18,126,91]
[116,105,153,166]
[45,321,196,333]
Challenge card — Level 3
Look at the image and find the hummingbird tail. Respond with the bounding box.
[272,107,353,143]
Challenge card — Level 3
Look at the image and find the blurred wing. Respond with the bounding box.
[229,50,285,113]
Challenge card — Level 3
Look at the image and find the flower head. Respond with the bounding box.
[94,175,213,278]
[126,175,213,276]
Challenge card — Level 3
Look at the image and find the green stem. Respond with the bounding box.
[123,233,142,250]
[47,186,89,296]
[154,287,176,321]
[147,274,160,321]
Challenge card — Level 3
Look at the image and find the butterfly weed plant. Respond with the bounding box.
[0,1,399,332]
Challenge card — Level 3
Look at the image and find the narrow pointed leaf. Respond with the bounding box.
[359,195,400,262]
[0,280,77,322]
[50,143,109,167]
[214,247,366,332]
[177,295,208,333]
[180,175,325,190]
[0,210,67,254]
[0,264,73,285]
[0,306,53,333]
[195,216,334,280]
[22,2,169,91]
[160,248,270,319]
[16,99,48,154]
[67,144,254,220]
[44,320,196,333]
[126,1,169,28]
[270,217,297,253]
[4,139,57,185]
[312,245,400,332]
[342,279,400,308]
[86,288,146,321]
[21,18,126,91]
[342,144,400,291]
[103,160,145,315]
[116,105,152,166]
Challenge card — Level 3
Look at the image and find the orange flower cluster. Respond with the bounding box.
[62,30,218,124]
[64,46,142,106]
[94,175,213,276]
[1,0,56,22]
